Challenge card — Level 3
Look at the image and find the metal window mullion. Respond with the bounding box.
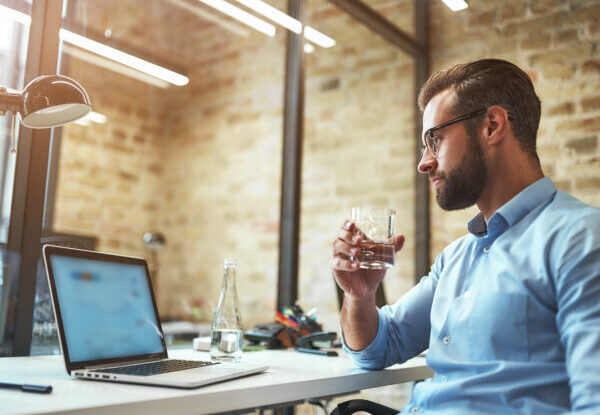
[8,0,64,357]
[277,0,304,312]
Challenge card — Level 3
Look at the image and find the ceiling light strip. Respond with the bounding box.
[440,0,468,12]
[197,0,276,37]
[303,26,335,48]
[166,0,250,38]
[0,4,31,25]
[62,45,170,88]
[74,110,107,126]
[0,5,188,87]
[234,0,301,34]
[59,30,189,86]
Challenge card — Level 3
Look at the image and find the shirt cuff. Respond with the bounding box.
[341,309,387,362]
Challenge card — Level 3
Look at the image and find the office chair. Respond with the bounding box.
[330,399,399,415]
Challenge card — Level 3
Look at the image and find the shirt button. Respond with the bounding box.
[443,336,451,345]
[410,407,420,414]
[463,290,471,298]
[483,246,490,253]
[441,375,447,382]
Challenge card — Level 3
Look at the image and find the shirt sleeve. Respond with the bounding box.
[553,212,600,413]
[343,258,440,370]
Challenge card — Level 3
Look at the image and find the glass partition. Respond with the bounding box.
[0,0,31,356]
[300,0,416,330]
[32,0,286,354]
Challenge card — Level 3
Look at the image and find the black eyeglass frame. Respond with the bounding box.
[421,108,490,158]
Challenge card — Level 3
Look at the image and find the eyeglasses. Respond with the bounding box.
[421,108,488,158]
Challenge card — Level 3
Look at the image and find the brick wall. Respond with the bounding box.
[428,0,600,255]
[54,58,168,258]
[50,0,599,411]
[53,0,599,353]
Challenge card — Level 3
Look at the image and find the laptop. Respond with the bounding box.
[42,244,268,388]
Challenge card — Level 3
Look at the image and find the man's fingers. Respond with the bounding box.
[337,228,361,245]
[331,257,360,272]
[342,220,371,242]
[394,234,406,253]
[333,237,361,258]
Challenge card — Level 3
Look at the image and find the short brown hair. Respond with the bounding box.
[418,59,541,159]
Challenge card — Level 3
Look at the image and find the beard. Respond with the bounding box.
[433,131,488,211]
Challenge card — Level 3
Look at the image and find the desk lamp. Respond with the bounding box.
[0,74,91,150]
[144,231,166,295]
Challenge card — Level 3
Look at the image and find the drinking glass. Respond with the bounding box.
[351,207,395,269]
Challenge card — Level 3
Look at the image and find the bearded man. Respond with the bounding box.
[331,59,600,414]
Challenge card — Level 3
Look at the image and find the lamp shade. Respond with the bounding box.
[143,231,166,249]
[20,74,91,128]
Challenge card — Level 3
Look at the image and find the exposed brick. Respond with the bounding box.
[575,177,600,190]
[498,1,526,20]
[581,96,600,112]
[531,0,560,14]
[555,29,579,44]
[503,11,567,36]
[547,102,575,116]
[529,43,593,67]
[468,10,494,28]
[582,59,600,75]
[113,129,127,141]
[541,63,576,80]
[556,117,600,132]
[554,180,573,192]
[320,77,340,92]
[566,137,598,154]
[521,33,551,50]
[50,0,600,348]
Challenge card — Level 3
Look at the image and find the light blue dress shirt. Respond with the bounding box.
[344,178,600,414]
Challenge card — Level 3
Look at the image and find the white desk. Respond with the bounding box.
[1,349,433,415]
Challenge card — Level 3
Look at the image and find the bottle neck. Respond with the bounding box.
[222,265,236,290]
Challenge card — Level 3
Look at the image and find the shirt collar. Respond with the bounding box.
[467,177,556,237]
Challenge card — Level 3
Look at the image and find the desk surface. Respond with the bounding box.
[1,349,432,415]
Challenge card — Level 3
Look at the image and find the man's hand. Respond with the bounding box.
[331,220,405,300]
[332,219,405,351]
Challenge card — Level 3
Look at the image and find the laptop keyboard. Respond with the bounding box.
[91,359,219,377]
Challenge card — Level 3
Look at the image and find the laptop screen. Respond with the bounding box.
[47,253,165,363]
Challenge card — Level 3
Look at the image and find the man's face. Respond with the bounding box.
[418,90,488,211]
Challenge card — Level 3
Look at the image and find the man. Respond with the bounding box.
[331,59,600,414]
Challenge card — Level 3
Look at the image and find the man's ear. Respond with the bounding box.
[483,105,510,146]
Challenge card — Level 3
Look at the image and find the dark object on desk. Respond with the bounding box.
[297,331,337,349]
[297,331,339,357]
[297,347,338,357]
[0,382,52,394]
[245,323,286,348]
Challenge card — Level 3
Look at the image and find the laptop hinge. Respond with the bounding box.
[83,356,166,371]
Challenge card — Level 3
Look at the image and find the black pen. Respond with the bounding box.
[0,382,52,394]
[297,347,338,357]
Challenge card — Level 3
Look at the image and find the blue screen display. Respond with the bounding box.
[49,255,165,363]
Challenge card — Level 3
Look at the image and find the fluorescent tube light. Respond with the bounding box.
[62,45,170,89]
[0,4,189,87]
[303,26,335,48]
[304,43,315,54]
[234,0,301,34]
[166,0,250,38]
[440,0,468,12]
[74,111,106,126]
[197,0,276,37]
[85,111,107,124]
[59,30,189,86]
[0,4,31,25]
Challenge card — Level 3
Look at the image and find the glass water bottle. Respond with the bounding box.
[210,258,243,362]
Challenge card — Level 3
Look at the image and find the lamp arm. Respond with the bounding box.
[0,88,23,116]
